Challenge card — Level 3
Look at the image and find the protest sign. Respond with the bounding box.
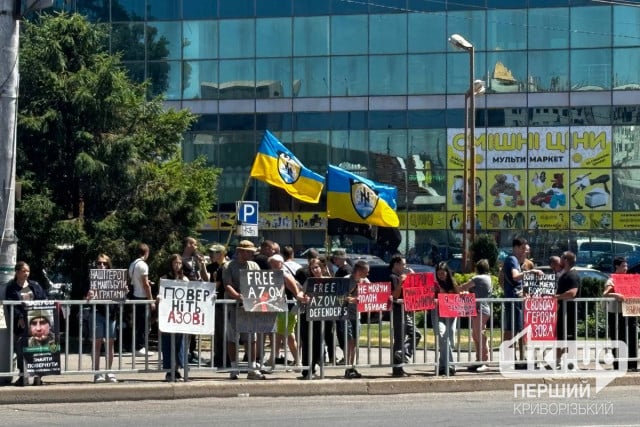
[23,301,61,377]
[437,293,477,318]
[609,274,640,316]
[358,281,391,313]
[239,269,287,312]
[90,268,128,300]
[524,297,557,340]
[158,279,216,334]
[303,277,353,321]
[403,272,437,312]
[524,271,557,297]
[235,309,278,333]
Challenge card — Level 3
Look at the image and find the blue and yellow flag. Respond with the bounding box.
[326,164,399,228]
[250,131,325,204]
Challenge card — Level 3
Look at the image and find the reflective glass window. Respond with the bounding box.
[446,108,465,128]
[331,15,368,55]
[219,19,255,59]
[257,0,293,17]
[447,11,486,51]
[150,22,182,60]
[570,106,611,125]
[148,61,180,99]
[408,12,446,53]
[220,116,256,131]
[256,58,292,97]
[111,23,146,61]
[148,0,180,20]
[612,106,640,125]
[219,0,255,18]
[183,21,218,60]
[407,129,448,211]
[369,111,406,130]
[613,6,640,47]
[331,0,368,14]
[295,112,330,130]
[115,0,145,21]
[528,50,569,92]
[293,57,330,97]
[122,62,145,85]
[370,14,406,54]
[257,18,292,57]
[528,8,569,49]
[330,130,367,164]
[183,0,217,20]
[571,48,612,90]
[408,54,446,95]
[447,52,487,95]
[487,0,526,7]
[487,9,527,51]
[256,113,293,131]
[331,111,367,130]
[184,60,218,99]
[293,16,330,56]
[291,131,329,183]
[369,55,406,95]
[77,3,110,21]
[407,0,445,12]
[613,48,640,90]
[571,6,611,48]
[486,107,528,127]
[192,114,219,131]
[408,110,446,128]
[528,106,570,126]
[331,56,368,96]
[293,0,330,16]
[219,59,256,99]
[486,51,527,94]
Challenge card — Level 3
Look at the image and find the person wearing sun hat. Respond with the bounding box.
[222,240,265,380]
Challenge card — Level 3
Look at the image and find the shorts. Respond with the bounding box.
[225,305,256,343]
[503,301,523,333]
[276,311,297,335]
[92,312,116,340]
[336,318,359,341]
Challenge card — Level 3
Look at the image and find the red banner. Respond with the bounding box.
[357,281,392,312]
[610,274,640,297]
[403,272,437,312]
[524,297,557,341]
[437,293,477,318]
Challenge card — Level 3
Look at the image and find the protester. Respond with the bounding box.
[555,251,581,367]
[129,243,155,357]
[298,257,327,380]
[459,259,492,372]
[433,261,459,376]
[207,243,228,368]
[501,237,528,367]
[339,260,368,379]
[181,236,209,365]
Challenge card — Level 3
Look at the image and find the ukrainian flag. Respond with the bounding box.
[327,164,399,228]
[250,131,325,203]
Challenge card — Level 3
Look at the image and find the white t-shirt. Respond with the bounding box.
[129,258,149,298]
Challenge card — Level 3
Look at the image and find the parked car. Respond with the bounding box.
[537,265,609,283]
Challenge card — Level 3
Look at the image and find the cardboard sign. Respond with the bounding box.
[357,281,391,313]
[524,297,557,340]
[611,274,640,297]
[90,269,128,300]
[23,301,61,377]
[437,293,477,318]
[158,279,216,334]
[403,272,437,312]
[303,277,353,321]
[239,269,287,312]
[523,271,557,297]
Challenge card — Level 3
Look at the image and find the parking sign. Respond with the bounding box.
[236,201,259,236]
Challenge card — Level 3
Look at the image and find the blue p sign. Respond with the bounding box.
[237,201,259,225]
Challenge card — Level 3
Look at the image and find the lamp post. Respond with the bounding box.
[449,34,485,272]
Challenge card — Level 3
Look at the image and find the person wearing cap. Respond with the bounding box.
[222,240,264,380]
[28,310,55,347]
[332,249,352,278]
[207,243,229,367]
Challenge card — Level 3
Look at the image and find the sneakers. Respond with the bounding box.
[336,358,346,365]
[392,369,409,377]
[229,371,240,380]
[165,371,183,382]
[247,370,266,380]
[33,376,43,386]
[476,364,490,373]
[106,373,118,383]
[94,374,106,383]
[344,368,362,379]
[135,348,155,357]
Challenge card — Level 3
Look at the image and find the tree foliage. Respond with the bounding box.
[16,13,219,294]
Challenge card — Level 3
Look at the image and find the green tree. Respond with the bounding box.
[16,13,219,295]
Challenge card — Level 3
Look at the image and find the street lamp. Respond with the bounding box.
[449,34,485,272]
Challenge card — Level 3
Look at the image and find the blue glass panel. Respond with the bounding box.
[614,48,640,89]
[528,50,569,92]
[613,6,640,47]
[114,0,145,20]
[184,60,218,99]
[446,51,487,95]
[76,2,110,21]
[370,14,407,54]
[571,6,611,48]
[487,9,526,51]
[487,0,526,7]
[331,111,368,130]
[331,15,368,55]
[408,110,446,128]
[148,61,181,99]
[293,16,330,56]
[369,55,406,95]
[293,57,330,96]
[256,18,292,57]
[149,22,182,60]
[183,0,217,20]
[219,59,256,99]
[183,21,218,60]
[487,51,527,94]
[447,10,486,52]
[220,115,256,131]
[295,112,330,130]
[330,56,368,96]
[219,0,255,18]
[192,114,219,131]
[528,7,569,49]
[256,58,292,97]
[256,113,293,131]
[331,0,368,14]
[111,23,146,60]
[571,49,612,90]
[447,0,484,11]
[368,0,406,14]
[407,0,445,12]
[294,0,330,16]
[409,54,446,95]
[529,0,569,5]
[219,20,255,58]
[148,0,180,20]
[256,0,293,17]
[369,111,406,130]
[122,61,145,85]
[408,12,446,53]
[446,108,465,128]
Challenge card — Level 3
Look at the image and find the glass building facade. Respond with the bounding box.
[60,0,640,264]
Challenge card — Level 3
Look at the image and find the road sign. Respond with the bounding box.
[237,201,259,225]
[238,224,258,237]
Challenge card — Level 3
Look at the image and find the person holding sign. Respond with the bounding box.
[434,262,459,376]
[603,256,637,371]
[85,254,118,383]
[458,259,493,372]
[339,260,369,379]
[297,257,326,379]
[390,256,421,377]
[555,251,581,367]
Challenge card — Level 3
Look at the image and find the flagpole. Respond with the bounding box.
[225,174,253,248]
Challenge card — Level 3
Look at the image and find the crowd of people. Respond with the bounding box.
[3,235,636,386]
